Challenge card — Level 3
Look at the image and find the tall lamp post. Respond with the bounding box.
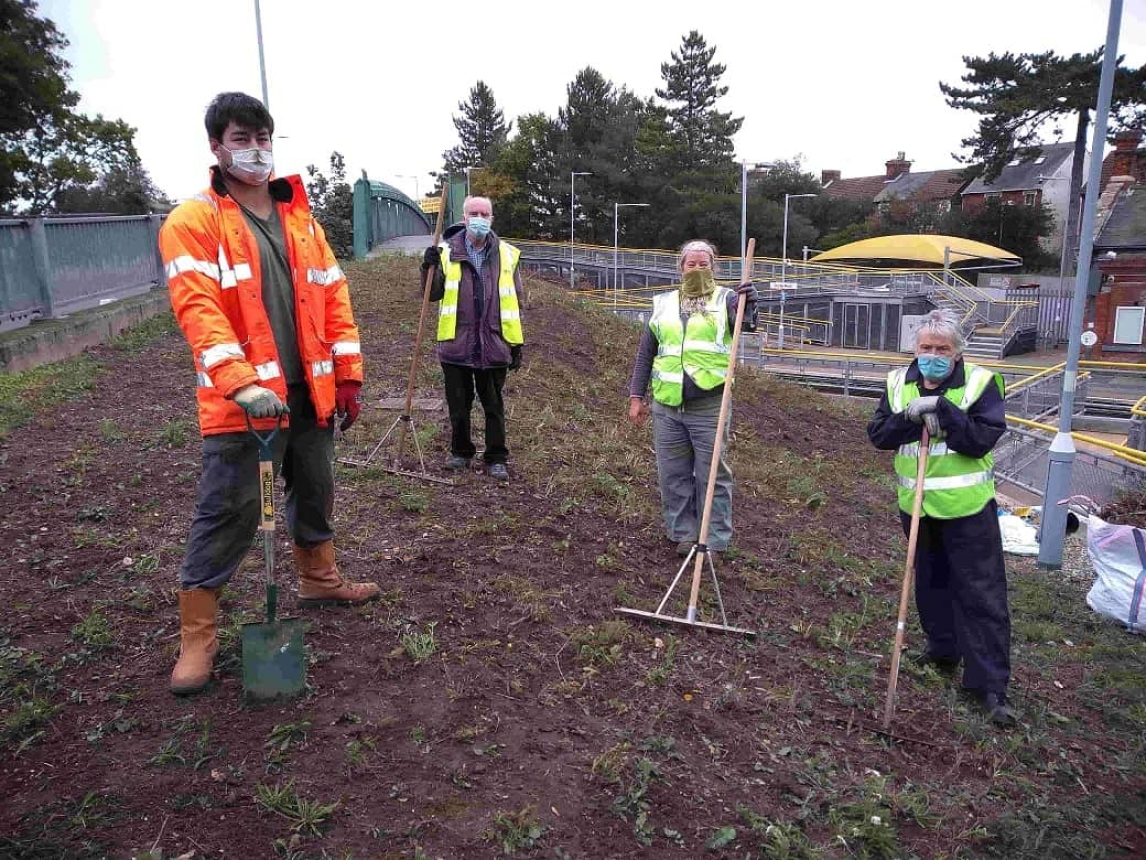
[741,159,776,266]
[613,202,650,309]
[254,0,270,109]
[780,193,817,349]
[570,171,592,289]
[397,174,420,200]
[1038,0,1123,569]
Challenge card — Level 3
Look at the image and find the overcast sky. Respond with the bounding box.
[36,0,1146,204]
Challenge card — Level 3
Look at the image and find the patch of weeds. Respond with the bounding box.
[612,757,663,847]
[638,735,684,761]
[401,622,438,662]
[154,418,194,448]
[489,805,546,855]
[492,574,559,623]
[705,825,737,850]
[85,708,139,743]
[149,737,186,767]
[827,775,898,860]
[738,804,822,859]
[570,620,631,668]
[71,607,114,651]
[645,636,679,686]
[590,741,631,784]
[0,353,100,440]
[346,735,377,769]
[266,719,312,753]
[0,637,58,751]
[255,779,339,836]
[97,417,124,443]
[398,488,431,514]
[76,504,111,523]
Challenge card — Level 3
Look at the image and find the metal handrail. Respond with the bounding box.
[1006,415,1146,467]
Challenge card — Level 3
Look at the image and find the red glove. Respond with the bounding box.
[335,381,362,431]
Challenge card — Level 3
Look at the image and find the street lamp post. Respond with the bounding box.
[1038,0,1123,569]
[780,193,817,349]
[397,174,420,200]
[741,159,776,266]
[570,171,592,289]
[613,202,650,310]
[254,0,270,109]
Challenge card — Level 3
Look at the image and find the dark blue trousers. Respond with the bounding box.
[900,499,1011,695]
[180,386,335,590]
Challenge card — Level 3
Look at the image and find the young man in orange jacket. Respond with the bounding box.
[159,92,379,696]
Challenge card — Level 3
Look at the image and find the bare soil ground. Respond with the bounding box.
[1,257,1143,859]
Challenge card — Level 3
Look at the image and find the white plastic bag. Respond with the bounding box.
[998,513,1040,556]
[1085,515,1146,634]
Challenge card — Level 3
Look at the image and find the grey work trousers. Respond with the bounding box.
[651,396,733,550]
[179,386,336,590]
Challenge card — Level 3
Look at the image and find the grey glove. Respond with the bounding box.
[233,384,287,418]
[737,281,760,304]
[904,395,940,425]
[924,412,944,440]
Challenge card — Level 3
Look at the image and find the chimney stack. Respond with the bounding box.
[885,151,912,180]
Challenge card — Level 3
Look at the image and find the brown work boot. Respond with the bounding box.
[294,541,381,607]
[170,587,220,696]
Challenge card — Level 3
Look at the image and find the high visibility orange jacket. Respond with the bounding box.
[160,169,363,436]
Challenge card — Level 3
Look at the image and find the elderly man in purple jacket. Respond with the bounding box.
[422,196,525,482]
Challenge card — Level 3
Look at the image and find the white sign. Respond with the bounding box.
[1080,330,1098,347]
[769,282,798,291]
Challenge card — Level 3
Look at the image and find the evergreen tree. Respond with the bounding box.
[655,31,743,173]
[440,81,511,181]
[940,49,1146,272]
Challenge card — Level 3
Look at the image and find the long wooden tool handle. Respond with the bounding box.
[882,426,930,729]
[686,239,755,622]
[396,184,450,461]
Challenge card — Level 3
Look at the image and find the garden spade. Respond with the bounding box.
[241,411,307,700]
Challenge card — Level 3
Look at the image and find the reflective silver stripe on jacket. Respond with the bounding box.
[311,360,334,377]
[683,338,731,354]
[897,441,950,458]
[254,360,281,380]
[307,265,344,286]
[196,372,214,387]
[166,256,220,281]
[331,341,361,356]
[897,470,994,491]
[200,342,244,369]
[652,369,684,384]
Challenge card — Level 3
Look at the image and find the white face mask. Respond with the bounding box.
[224,146,273,185]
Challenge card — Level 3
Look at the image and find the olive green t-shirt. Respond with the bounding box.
[240,205,305,385]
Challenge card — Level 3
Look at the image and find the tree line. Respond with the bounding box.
[426,31,1145,271]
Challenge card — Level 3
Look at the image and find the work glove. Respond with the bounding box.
[904,395,941,425]
[335,381,363,431]
[509,345,523,372]
[233,384,287,418]
[736,281,760,304]
[421,246,441,270]
[923,412,944,441]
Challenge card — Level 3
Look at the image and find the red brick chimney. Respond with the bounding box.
[821,169,841,184]
[885,151,911,180]
[1110,128,1145,181]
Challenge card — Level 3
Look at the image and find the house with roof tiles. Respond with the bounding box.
[820,152,971,218]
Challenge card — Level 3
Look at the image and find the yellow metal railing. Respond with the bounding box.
[1006,415,1146,467]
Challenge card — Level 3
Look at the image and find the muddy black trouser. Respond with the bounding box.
[441,362,508,464]
[180,386,335,590]
[900,499,1011,695]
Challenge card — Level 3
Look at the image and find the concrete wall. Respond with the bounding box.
[0,289,172,374]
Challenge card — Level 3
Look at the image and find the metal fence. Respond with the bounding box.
[0,215,166,333]
[993,423,1146,505]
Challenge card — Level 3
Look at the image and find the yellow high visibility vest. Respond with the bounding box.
[436,241,523,345]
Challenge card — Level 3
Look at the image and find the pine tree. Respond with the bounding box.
[440,81,511,180]
[941,49,1146,271]
[655,31,743,173]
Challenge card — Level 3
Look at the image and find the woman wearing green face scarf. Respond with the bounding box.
[627,240,759,558]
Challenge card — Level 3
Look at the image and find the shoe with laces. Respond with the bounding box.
[979,691,1017,728]
[445,455,471,471]
[487,463,509,481]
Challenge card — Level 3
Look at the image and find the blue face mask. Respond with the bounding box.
[466,216,491,238]
[917,354,952,382]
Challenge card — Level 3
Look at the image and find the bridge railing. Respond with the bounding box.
[352,178,432,258]
[0,215,166,333]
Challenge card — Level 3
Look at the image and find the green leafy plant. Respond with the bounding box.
[255,779,339,836]
[490,805,547,855]
[401,622,438,662]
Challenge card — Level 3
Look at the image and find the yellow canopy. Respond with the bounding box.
[810,235,1021,266]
